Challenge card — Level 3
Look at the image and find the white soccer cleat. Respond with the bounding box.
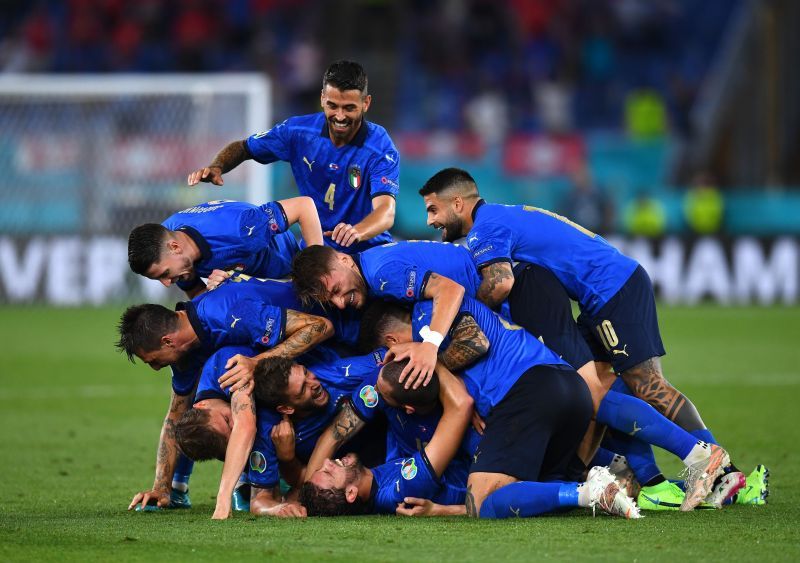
[680,444,730,511]
[586,466,642,519]
[705,470,746,508]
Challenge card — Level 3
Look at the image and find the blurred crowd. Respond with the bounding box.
[0,0,736,136]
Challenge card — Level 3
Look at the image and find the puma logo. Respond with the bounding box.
[467,235,479,245]
[509,506,521,518]
[230,315,242,328]
[303,156,314,171]
[245,225,255,236]
[379,279,388,291]
[343,364,352,378]
[473,450,481,464]
[417,311,426,321]
[612,344,629,357]
[630,421,642,436]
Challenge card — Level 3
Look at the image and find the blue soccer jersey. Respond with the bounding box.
[193,345,255,402]
[466,201,639,315]
[245,113,400,253]
[162,200,300,291]
[411,297,568,418]
[369,452,466,515]
[177,276,301,353]
[247,349,382,489]
[356,241,481,304]
[170,347,210,396]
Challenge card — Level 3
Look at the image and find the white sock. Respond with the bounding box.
[171,480,188,493]
[577,482,590,507]
[682,441,711,466]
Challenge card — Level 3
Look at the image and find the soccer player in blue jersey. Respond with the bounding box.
[292,241,476,389]
[128,197,323,298]
[187,60,399,253]
[418,167,746,504]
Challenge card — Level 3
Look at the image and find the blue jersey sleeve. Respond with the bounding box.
[212,297,286,350]
[247,429,280,489]
[395,452,441,501]
[367,149,400,199]
[370,261,427,303]
[349,371,383,423]
[466,222,514,270]
[170,364,199,396]
[245,120,292,164]
[194,348,244,402]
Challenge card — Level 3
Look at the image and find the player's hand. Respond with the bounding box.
[211,505,232,520]
[206,269,231,291]
[385,342,438,389]
[187,166,224,187]
[472,411,486,435]
[324,223,362,248]
[271,414,296,462]
[128,487,170,511]
[269,502,307,518]
[396,497,437,517]
[219,355,257,393]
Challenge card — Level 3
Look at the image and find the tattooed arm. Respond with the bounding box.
[128,389,194,510]
[212,388,257,520]
[477,262,515,311]
[219,310,334,392]
[301,401,366,484]
[187,140,250,186]
[440,313,490,371]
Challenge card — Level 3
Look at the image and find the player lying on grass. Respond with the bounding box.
[128,197,323,298]
[187,60,399,253]
[419,166,747,504]
[356,299,730,511]
[117,278,331,511]
[175,347,385,518]
[302,360,640,519]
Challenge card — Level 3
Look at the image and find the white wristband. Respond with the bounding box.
[418,325,444,348]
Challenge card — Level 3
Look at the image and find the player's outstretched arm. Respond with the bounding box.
[279,196,324,248]
[423,363,473,479]
[187,139,250,187]
[250,485,307,518]
[440,313,490,372]
[396,497,467,517]
[212,388,257,520]
[326,194,396,248]
[477,262,514,311]
[387,273,465,390]
[219,310,334,392]
[128,389,194,511]
[302,401,366,483]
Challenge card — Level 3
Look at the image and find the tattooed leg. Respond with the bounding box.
[621,357,707,432]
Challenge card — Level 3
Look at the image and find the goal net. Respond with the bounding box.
[0,73,271,305]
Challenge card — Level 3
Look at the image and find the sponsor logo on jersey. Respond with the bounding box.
[380,176,398,188]
[261,318,276,344]
[372,350,384,365]
[249,451,267,473]
[348,164,362,189]
[385,152,396,163]
[265,206,280,231]
[405,269,417,298]
[473,245,494,258]
[329,163,339,170]
[400,458,418,480]
[359,385,379,408]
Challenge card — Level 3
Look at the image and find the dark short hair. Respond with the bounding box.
[357,300,410,353]
[323,60,368,95]
[418,167,479,197]
[175,408,227,462]
[299,482,368,517]
[116,304,178,362]
[128,224,170,275]
[291,245,338,308]
[380,359,440,408]
[253,357,296,409]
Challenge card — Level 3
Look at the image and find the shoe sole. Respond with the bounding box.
[680,447,729,511]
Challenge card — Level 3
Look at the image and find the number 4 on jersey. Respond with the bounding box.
[324,183,336,211]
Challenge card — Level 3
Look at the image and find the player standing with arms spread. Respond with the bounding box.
[187,60,399,252]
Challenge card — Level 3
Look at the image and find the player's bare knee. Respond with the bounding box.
[466,473,516,517]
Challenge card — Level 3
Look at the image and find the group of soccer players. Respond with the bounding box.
[118,60,768,521]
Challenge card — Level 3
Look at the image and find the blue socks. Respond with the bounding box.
[172,453,194,492]
[597,390,696,460]
[479,482,579,519]
[690,428,718,446]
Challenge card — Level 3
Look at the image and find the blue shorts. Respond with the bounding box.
[577,265,665,374]
[508,262,594,370]
[470,364,591,482]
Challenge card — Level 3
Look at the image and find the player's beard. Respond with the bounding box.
[329,114,362,143]
[441,212,464,243]
[343,455,364,485]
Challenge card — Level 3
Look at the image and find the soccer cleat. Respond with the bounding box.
[680,444,729,511]
[168,488,192,509]
[705,470,746,508]
[586,466,642,519]
[232,484,251,512]
[637,481,684,511]
[733,465,769,505]
[611,466,642,500]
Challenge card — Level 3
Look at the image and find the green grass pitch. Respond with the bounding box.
[1,305,799,562]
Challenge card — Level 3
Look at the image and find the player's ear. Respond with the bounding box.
[453,195,464,213]
[345,484,359,504]
[384,333,398,347]
[160,334,174,348]
[276,405,295,416]
[166,238,181,254]
[320,89,325,108]
[362,94,372,113]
